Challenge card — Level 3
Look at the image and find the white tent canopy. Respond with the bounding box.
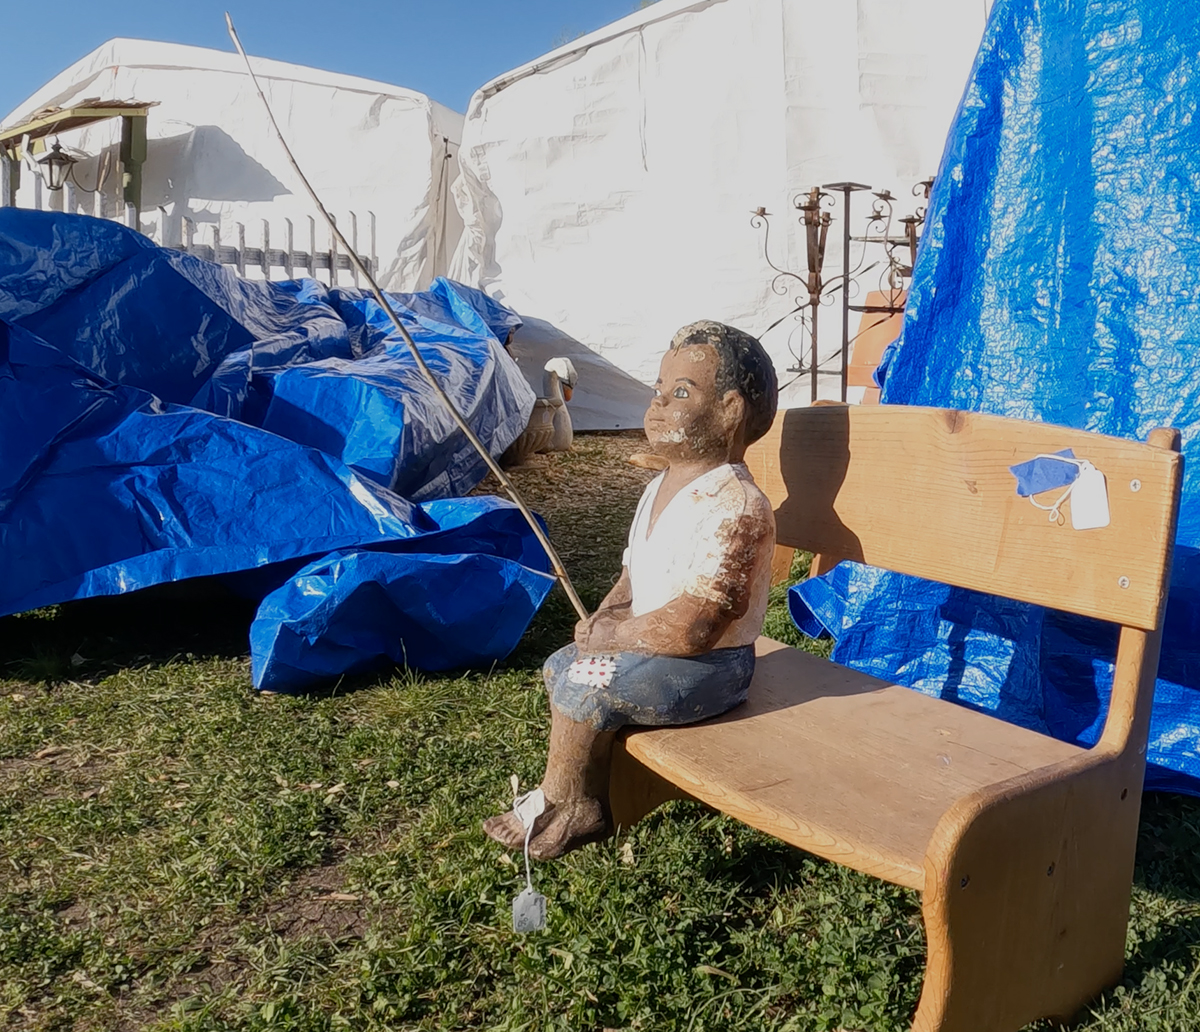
[450,0,988,428]
[3,39,465,291]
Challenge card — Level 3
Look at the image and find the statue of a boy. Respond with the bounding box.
[485,320,778,859]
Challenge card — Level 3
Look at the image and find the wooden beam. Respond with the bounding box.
[0,105,154,149]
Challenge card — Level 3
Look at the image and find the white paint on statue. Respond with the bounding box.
[622,462,775,649]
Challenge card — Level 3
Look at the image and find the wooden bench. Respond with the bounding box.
[609,404,1182,1032]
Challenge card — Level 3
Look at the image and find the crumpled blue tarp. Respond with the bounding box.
[251,495,555,691]
[0,209,549,692]
[253,546,553,691]
[0,209,532,501]
[790,0,1200,793]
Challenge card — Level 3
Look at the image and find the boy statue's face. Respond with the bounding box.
[644,344,745,461]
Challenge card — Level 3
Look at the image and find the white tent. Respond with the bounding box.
[2,39,465,291]
[450,0,988,428]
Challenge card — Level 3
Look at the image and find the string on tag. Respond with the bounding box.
[509,780,548,932]
[1023,453,1111,531]
[516,792,538,894]
[1026,453,1086,524]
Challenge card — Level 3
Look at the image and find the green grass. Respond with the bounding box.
[3,437,1200,1030]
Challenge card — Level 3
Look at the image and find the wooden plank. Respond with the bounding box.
[744,405,1180,631]
[329,214,338,286]
[0,105,153,147]
[620,637,1083,890]
[261,220,271,278]
[847,291,904,388]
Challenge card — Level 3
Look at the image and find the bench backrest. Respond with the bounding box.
[744,405,1181,632]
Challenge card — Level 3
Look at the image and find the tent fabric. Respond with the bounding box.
[790,0,1200,793]
[0,209,549,691]
[3,38,464,291]
[449,0,988,427]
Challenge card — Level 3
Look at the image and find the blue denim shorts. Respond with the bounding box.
[545,642,755,731]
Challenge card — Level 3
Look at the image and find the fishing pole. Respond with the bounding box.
[224,13,588,622]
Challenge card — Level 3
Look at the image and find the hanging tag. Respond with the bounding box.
[508,780,549,932]
[1069,461,1110,530]
[513,886,547,932]
[513,788,546,831]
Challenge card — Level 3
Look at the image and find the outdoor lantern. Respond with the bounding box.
[36,141,77,191]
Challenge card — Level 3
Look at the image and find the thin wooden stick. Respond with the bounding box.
[224,13,588,621]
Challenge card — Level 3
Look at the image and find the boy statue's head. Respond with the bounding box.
[645,320,779,462]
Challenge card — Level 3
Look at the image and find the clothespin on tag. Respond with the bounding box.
[510,779,547,933]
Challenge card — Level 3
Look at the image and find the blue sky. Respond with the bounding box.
[1,0,649,120]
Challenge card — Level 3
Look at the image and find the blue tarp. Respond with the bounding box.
[790,0,1200,793]
[0,209,550,692]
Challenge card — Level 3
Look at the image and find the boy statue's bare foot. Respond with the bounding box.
[482,707,615,859]
[482,805,555,850]
[527,797,611,860]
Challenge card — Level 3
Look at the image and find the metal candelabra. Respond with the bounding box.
[752,177,933,402]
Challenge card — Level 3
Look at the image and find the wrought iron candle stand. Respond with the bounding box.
[752,177,933,402]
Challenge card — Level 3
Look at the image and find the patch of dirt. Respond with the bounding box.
[97,863,371,1031]
[55,899,95,929]
[474,431,656,600]
[476,430,652,523]
[0,744,115,803]
[264,863,368,941]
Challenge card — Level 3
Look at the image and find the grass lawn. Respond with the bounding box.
[3,433,1200,1031]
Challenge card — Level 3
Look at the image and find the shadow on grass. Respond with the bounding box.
[1135,793,1200,903]
[0,579,257,684]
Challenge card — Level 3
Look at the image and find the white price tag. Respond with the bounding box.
[513,887,547,932]
[1070,461,1110,530]
[507,778,550,932]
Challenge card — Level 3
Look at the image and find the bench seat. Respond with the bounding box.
[619,636,1083,890]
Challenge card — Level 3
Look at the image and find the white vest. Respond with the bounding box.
[622,463,775,648]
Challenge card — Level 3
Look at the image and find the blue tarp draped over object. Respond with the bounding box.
[0,209,549,692]
[0,210,532,501]
[790,0,1200,793]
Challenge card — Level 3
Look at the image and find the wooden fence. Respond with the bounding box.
[11,179,377,285]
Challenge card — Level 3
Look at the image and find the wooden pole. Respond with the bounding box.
[225,14,588,622]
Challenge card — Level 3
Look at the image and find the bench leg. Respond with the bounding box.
[609,736,693,829]
[912,755,1143,1032]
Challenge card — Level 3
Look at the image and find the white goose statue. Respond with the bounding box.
[501,357,579,467]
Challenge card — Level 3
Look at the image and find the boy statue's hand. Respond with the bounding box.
[574,611,623,653]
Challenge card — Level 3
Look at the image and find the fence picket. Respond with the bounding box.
[329,214,338,288]
[369,211,377,275]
